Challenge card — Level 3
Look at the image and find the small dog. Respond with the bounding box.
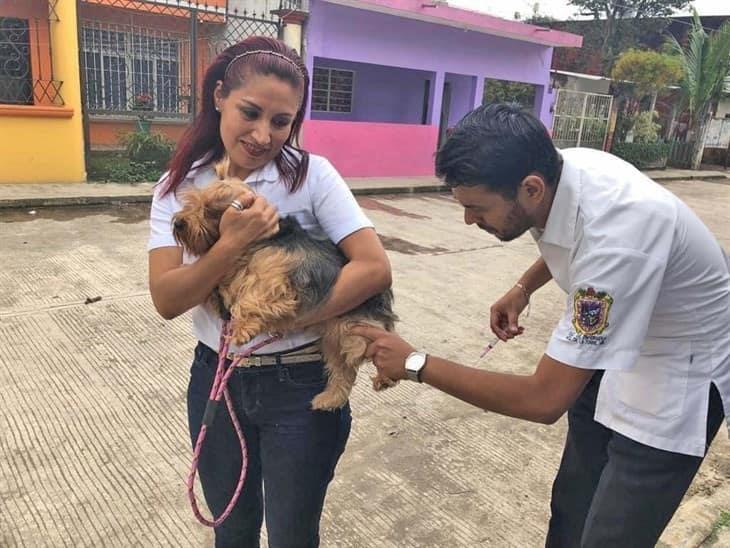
[172,158,398,410]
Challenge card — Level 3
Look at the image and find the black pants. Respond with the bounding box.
[546,372,725,548]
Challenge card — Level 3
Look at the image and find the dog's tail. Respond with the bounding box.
[214,155,231,180]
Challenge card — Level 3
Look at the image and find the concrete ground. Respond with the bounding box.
[0,180,728,547]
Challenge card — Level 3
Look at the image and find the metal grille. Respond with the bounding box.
[80,20,190,116]
[312,66,353,112]
[0,1,64,106]
[199,8,281,66]
[78,0,284,118]
[552,89,613,150]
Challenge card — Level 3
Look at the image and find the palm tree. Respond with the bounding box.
[667,10,730,169]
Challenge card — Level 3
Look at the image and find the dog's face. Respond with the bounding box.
[172,178,253,256]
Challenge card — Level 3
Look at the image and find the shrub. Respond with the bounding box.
[120,130,174,168]
[87,151,165,183]
[631,111,662,144]
[612,141,671,169]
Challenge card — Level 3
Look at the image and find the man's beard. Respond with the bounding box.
[479,201,533,242]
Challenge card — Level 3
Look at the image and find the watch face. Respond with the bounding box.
[406,352,426,371]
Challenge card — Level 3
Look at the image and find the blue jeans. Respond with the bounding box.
[187,342,351,548]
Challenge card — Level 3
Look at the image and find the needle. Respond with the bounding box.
[479,338,499,359]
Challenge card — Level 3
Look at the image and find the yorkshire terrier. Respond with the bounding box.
[171,158,398,410]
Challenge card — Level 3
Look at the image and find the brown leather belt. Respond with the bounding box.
[227,342,322,368]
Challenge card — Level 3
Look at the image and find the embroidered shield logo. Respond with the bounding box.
[572,287,613,336]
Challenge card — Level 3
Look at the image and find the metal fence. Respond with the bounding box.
[668,140,694,169]
[77,0,290,119]
[552,89,613,150]
[0,0,64,105]
[705,117,730,149]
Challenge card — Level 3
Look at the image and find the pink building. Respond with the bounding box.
[300,0,582,177]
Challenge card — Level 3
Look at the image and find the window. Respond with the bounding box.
[312,67,353,113]
[0,17,32,105]
[81,24,183,115]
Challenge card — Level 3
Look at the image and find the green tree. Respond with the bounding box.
[667,10,730,168]
[611,49,683,112]
[568,0,690,72]
[483,79,537,111]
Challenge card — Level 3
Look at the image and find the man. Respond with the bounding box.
[353,103,729,547]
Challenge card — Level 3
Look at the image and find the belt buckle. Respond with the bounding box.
[248,355,264,367]
[227,353,264,367]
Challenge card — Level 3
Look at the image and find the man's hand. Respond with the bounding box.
[349,325,416,381]
[490,285,529,341]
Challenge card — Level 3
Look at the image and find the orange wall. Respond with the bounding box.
[90,120,189,147]
[78,3,190,31]
[80,0,226,15]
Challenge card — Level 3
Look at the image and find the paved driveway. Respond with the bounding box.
[1,180,728,547]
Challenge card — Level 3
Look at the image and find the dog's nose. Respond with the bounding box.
[173,219,186,231]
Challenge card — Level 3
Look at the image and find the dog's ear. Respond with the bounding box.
[214,156,231,180]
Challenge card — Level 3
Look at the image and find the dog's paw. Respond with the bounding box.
[371,374,398,391]
[311,391,347,411]
[229,323,257,345]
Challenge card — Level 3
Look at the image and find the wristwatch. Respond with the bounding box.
[405,351,428,382]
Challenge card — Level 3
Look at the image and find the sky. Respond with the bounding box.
[446,0,728,22]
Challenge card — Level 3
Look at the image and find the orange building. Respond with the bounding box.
[76,0,232,149]
[1,0,86,183]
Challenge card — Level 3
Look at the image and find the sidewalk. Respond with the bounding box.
[0,169,727,209]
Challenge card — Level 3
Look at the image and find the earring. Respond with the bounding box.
[215,105,221,112]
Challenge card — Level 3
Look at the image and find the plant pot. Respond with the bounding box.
[136,117,152,133]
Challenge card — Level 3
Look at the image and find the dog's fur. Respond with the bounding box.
[172,159,398,410]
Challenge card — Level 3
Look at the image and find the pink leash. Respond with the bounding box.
[187,321,281,527]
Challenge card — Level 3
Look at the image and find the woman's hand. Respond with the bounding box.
[218,193,279,252]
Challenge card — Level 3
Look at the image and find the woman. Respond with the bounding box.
[147,36,392,547]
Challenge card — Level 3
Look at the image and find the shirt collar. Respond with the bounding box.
[243,160,280,185]
[538,153,581,249]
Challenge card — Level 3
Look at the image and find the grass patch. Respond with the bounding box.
[87,129,174,183]
[713,510,730,531]
[87,151,165,183]
[704,510,730,545]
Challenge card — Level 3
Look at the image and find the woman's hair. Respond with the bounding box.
[161,36,310,196]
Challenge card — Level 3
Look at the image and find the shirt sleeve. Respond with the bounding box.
[147,177,180,251]
[309,156,374,245]
[546,247,668,371]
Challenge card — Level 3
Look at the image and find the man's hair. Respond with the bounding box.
[435,103,560,199]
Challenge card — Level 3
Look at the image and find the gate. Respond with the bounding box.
[77,0,283,120]
[552,89,613,150]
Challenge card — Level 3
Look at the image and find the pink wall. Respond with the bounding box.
[303,120,439,177]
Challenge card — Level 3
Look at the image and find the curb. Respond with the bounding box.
[0,194,154,210]
[2,176,729,210]
[0,183,449,210]
[659,483,730,547]
[654,175,730,183]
